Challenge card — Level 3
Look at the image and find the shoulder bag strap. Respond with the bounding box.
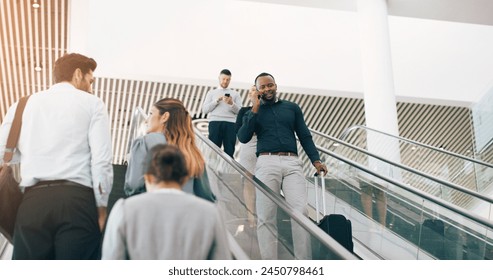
[3,95,31,164]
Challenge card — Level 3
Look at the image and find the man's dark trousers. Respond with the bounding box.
[12,182,101,260]
[208,121,236,157]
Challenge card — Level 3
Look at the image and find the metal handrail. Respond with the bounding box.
[197,117,493,258]
[478,137,493,155]
[126,109,261,260]
[126,107,148,156]
[448,161,474,185]
[0,236,8,258]
[194,128,358,260]
[226,232,250,260]
[316,145,493,230]
[308,128,493,204]
[338,124,493,168]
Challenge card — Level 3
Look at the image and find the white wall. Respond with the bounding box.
[389,16,493,105]
[69,0,493,106]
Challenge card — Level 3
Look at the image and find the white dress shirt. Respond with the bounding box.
[0,82,113,207]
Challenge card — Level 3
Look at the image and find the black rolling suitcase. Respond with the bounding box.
[314,173,354,253]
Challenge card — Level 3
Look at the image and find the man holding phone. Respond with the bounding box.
[202,69,242,157]
[238,72,328,260]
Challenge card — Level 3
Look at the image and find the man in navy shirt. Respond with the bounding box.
[238,72,327,260]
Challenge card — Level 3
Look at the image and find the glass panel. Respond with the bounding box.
[302,148,493,259]
[309,128,493,221]
[335,126,493,208]
[126,107,148,158]
[195,117,493,259]
[0,234,8,256]
[195,128,350,260]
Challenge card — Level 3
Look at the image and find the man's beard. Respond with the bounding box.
[261,92,276,104]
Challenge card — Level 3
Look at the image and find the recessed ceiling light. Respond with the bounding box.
[32,3,40,8]
[333,143,340,147]
[34,66,42,72]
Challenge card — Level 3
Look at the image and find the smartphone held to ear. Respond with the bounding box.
[224,93,230,97]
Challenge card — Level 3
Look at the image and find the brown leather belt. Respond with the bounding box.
[259,152,298,157]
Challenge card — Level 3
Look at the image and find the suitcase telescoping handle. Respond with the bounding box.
[314,172,327,223]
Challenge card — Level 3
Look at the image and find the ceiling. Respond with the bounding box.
[67,0,493,106]
[242,0,493,26]
[0,0,490,166]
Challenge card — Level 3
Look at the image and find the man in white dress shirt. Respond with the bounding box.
[0,53,113,259]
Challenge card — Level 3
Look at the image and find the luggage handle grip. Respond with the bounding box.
[313,172,327,219]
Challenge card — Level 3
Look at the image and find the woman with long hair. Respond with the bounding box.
[124,98,214,201]
[103,144,230,259]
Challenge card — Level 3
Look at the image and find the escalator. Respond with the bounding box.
[305,127,493,219]
[336,125,493,211]
[303,147,493,260]
[4,111,492,260]
[306,126,493,221]
[0,108,356,260]
[117,109,358,260]
[194,123,493,259]
[291,127,493,259]
[194,129,356,260]
[122,107,356,259]
[125,109,358,260]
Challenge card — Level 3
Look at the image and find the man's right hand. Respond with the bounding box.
[224,96,233,105]
[314,161,328,176]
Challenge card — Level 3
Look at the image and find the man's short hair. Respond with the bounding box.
[53,53,97,83]
[220,69,232,76]
[255,72,275,85]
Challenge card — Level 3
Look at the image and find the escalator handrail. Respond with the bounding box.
[226,232,250,260]
[194,128,358,260]
[128,110,355,259]
[316,145,493,230]
[126,107,148,157]
[337,124,493,168]
[0,236,8,258]
[307,129,493,205]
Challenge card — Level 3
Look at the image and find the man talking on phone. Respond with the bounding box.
[202,69,242,157]
[238,72,328,260]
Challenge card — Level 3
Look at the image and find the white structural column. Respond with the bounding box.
[358,0,398,135]
[357,0,401,177]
